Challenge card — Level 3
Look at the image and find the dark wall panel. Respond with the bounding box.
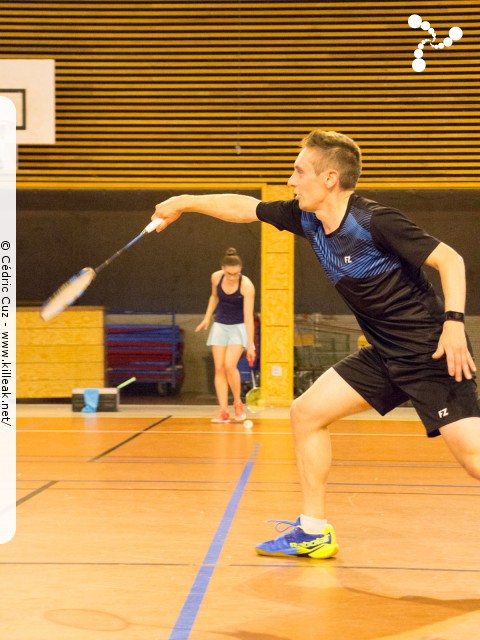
[17,189,262,312]
[17,188,479,315]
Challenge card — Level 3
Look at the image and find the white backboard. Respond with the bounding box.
[0,59,55,144]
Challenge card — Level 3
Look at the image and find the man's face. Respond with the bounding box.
[287,147,330,213]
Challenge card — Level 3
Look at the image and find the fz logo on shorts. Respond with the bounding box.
[344,256,352,264]
[438,408,449,418]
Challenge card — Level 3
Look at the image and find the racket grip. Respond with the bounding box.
[117,376,136,390]
[144,218,164,234]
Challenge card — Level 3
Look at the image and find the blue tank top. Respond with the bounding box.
[215,274,244,325]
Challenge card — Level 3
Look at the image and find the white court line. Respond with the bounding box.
[16,404,421,421]
[16,429,424,438]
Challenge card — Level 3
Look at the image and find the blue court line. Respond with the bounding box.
[169,443,260,640]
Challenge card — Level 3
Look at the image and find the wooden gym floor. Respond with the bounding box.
[6,404,480,640]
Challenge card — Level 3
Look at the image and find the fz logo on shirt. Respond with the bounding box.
[344,256,352,264]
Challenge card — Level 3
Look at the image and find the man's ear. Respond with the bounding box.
[325,170,339,188]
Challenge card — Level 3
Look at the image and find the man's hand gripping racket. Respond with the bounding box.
[40,218,164,322]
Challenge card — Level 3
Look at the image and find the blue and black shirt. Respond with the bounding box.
[256,194,442,359]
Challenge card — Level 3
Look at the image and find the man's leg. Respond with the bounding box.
[440,417,480,480]
[255,367,373,558]
[290,367,373,519]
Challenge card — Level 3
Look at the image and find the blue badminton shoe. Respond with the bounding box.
[255,518,339,559]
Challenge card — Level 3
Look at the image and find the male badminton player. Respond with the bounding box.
[151,129,480,559]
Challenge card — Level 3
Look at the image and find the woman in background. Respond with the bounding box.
[196,248,256,423]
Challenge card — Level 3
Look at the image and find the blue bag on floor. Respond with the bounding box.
[82,388,100,413]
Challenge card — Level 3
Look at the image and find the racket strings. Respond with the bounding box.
[40,222,152,322]
[40,268,96,321]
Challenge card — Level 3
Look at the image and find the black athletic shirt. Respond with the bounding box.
[215,274,244,325]
[256,194,443,359]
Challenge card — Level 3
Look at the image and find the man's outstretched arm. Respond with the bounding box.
[151,194,261,231]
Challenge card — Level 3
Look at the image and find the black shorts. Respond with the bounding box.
[333,346,480,437]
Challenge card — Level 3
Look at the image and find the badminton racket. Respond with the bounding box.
[245,358,263,414]
[40,218,163,322]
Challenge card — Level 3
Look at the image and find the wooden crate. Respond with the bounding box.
[17,306,105,398]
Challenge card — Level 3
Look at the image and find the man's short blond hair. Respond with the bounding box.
[301,130,362,190]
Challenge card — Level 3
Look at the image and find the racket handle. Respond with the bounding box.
[144,218,164,234]
[116,376,136,390]
[248,355,256,386]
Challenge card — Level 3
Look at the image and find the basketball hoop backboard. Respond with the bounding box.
[0,59,55,144]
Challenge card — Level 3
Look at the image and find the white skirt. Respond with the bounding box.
[207,322,248,348]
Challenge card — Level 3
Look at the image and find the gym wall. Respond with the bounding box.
[6,2,480,312]
[3,2,480,189]
[17,187,479,315]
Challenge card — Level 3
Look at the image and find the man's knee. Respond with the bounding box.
[441,417,480,482]
[290,395,329,430]
[465,457,480,481]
